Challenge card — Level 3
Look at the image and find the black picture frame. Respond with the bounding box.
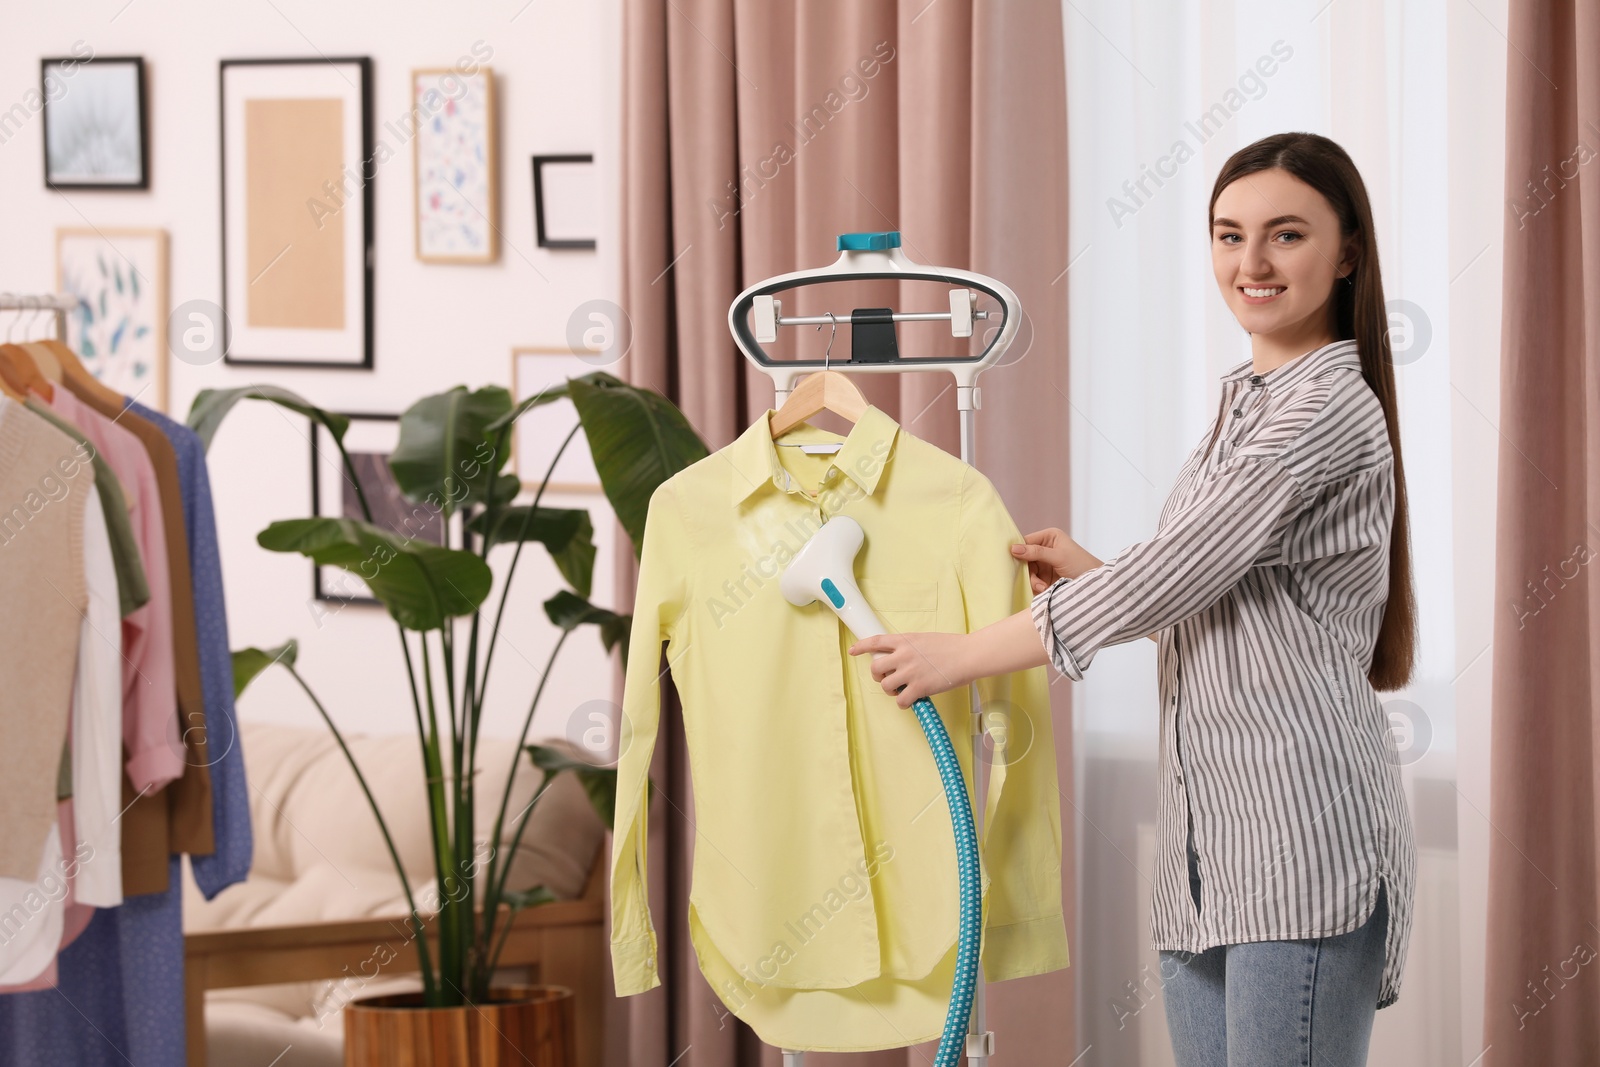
[309,413,478,606]
[42,55,149,191]
[532,154,596,250]
[220,57,374,370]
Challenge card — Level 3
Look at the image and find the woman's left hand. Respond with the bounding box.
[847,631,972,709]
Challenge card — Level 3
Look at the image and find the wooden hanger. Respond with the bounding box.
[0,345,49,401]
[0,302,53,401]
[21,340,61,382]
[0,353,24,400]
[0,300,52,400]
[769,313,869,438]
[35,337,126,411]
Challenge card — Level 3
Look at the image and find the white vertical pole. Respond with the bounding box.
[960,395,994,1066]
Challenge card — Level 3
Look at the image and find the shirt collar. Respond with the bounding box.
[1219,338,1362,396]
[728,403,900,507]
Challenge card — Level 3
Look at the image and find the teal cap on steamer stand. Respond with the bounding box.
[835,231,901,251]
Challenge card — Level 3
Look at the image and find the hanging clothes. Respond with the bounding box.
[127,399,253,898]
[62,486,125,910]
[0,398,93,882]
[0,488,121,985]
[43,387,184,799]
[0,380,252,1067]
[0,856,187,1066]
[0,820,67,987]
[611,403,1068,1051]
[23,397,150,615]
[63,382,216,896]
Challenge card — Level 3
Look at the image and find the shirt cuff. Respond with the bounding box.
[981,911,1071,983]
[125,739,185,795]
[1030,577,1085,681]
[612,934,661,996]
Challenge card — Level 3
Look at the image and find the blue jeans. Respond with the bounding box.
[1159,829,1387,1067]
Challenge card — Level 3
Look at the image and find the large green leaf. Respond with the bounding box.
[388,386,513,519]
[489,472,520,508]
[526,744,649,830]
[188,385,349,453]
[542,589,628,656]
[258,517,492,630]
[484,371,707,555]
[232,641,298,700]
[566,374,708,553]
[466,506,596,597]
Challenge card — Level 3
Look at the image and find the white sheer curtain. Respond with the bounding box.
[1061,1,1503,1062]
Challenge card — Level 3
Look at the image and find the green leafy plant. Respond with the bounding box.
[193,372,707,1006]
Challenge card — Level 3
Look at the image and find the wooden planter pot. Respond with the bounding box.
[344,984,575,1066]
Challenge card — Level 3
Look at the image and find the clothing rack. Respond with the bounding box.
[0,292,77,342]
[728,232,1020,1065]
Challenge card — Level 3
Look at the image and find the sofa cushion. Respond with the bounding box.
[200,998,343,1066]
[186,719,605,932]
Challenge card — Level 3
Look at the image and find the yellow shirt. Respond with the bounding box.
[610,403,1069,1051]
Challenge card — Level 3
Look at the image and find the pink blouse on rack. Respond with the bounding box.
[46,387,183,794]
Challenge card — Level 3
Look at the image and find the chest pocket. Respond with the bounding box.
[850,580,940,709]
[857,578,939,617]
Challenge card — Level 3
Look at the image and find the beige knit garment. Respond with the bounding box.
[0,398,91,880]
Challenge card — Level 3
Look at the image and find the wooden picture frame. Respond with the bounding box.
[531,154,596,250]
[42,55,149,190]
[219,57,374,369]
[510,347,603,492]
[413,67,499,263]
[55,227,169,412]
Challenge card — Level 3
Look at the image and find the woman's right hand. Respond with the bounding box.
[1010,528,1100,595]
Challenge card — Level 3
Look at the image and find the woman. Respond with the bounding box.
[848,131,1418,1066]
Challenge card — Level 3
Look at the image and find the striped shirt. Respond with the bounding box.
[1031,338,1416,1008]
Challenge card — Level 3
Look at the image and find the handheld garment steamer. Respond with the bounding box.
[779,515,981,1066]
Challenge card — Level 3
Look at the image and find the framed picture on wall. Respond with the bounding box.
[413,66,498,263]
[309,413,476,605]
[42,55,149,190]
[531,154,596,250]
[220,57,374,369]
[56,227,169,412]
[510,347,602,492]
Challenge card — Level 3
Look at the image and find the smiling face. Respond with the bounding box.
[1211,167,1357,359]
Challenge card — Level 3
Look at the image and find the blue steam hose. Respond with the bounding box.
[777,513,982,1061]
[908,693,981,1064]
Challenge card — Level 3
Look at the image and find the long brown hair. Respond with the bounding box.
[1208,132,1417,691]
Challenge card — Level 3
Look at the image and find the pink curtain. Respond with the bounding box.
[1483,0,1600,1062]
[604,1,1075,1063]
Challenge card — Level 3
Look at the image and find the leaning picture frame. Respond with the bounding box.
[309,413,473,606]
[510,347,604,493]
[220,57,374,369]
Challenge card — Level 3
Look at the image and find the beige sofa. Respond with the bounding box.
[181,720,607,1067]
